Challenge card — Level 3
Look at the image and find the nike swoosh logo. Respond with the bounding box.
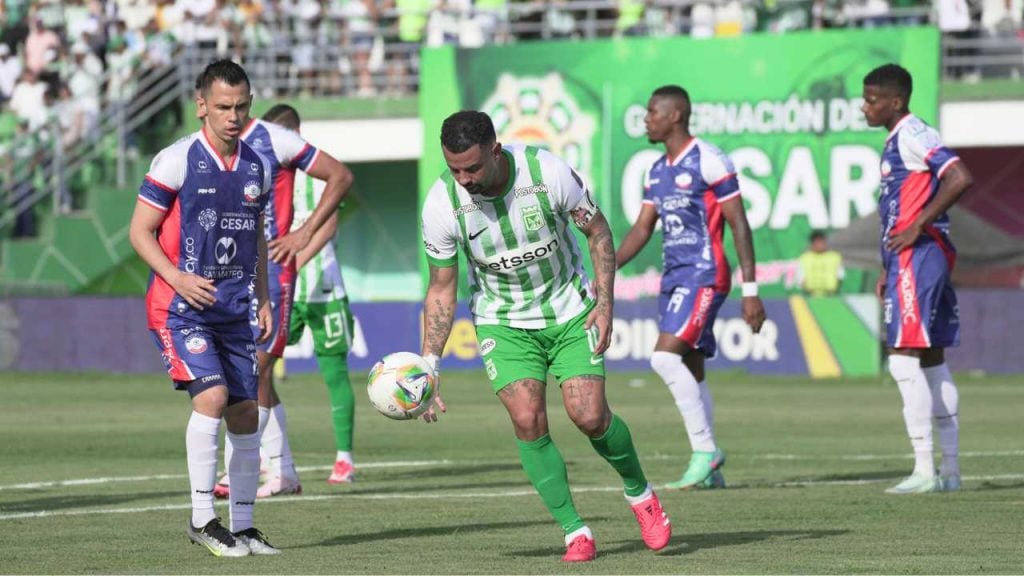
[469,228,488,240]
[590,356,602,365]
[324,338,342,348]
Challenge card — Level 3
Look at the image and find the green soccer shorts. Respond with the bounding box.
[288,298,354,357]
[474,306,605,393]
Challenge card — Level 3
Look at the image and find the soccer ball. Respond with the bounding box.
[367,352,437,420]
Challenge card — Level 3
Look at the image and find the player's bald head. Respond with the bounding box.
[651,85,691,124]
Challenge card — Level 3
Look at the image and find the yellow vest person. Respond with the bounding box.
[798,231,845,297]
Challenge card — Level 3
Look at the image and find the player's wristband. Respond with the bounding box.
[423,354,440,375]
[741,282,759,298]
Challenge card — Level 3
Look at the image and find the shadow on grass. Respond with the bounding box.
[0,490,181,513]
[973,480,1024,491]
[510,529,850,558]
[373,462,524,481]
[302,518,578,549]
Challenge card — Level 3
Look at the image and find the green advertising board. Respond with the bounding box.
[419,27,940,299]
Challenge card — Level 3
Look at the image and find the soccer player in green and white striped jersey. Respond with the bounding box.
[271,105,358,485]
[419,111,671,562]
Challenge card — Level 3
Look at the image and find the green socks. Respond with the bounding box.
[517,434,585,534]
[317,354,354,452]
[589,414,648,497]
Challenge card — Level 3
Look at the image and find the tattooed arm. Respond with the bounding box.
[420,262,457,422]
[580,211,615,355]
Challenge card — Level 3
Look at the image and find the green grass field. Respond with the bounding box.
[1,370,1021,574]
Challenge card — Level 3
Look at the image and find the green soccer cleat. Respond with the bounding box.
[885,473,941,494]
[666,449,725,490]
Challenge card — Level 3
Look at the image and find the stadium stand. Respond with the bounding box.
[0,0,1021,291]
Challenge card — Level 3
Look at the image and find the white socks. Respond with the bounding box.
[650,351,716,452]
[337,450,353,464]
[888,355,935,477]
[924,363,960,477]
[222,405,270,479]
[186,411,221,529]
[263,404,297,480]
[226,430,260,533]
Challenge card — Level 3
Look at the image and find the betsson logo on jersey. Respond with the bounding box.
[476,237,560,273]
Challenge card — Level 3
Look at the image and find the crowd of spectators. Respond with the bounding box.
[0,0,1021,237]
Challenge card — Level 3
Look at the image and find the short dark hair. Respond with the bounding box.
[440,111,496,153]
[195,59,250,96]
[652,84,690,103]
[809,230,827,242]
[863,63,912,102]
[263,103,301,130]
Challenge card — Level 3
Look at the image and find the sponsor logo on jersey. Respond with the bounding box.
[198,187,216,194]
[199,208,217,231]
[664,214,685,237]
[197,160,209,172]
[514,184,548,198]
[423,240,441,255]
[521,205,544,231]
[216,237,237,265]
[477,236,560,273]
[220,215,256,231]
[185,335,208,354]
[183,236,198,274]
[453,201,481,217]
[880,160,892,177]
[249,162,260,174]
[661,196,692,211]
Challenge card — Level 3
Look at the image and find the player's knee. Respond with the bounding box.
[509,409,548,439]
[571,409,610,437]
[650,350,683,379]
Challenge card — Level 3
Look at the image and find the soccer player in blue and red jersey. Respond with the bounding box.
[616,85,766,490]
[214,93,352,500]
[862,64,973,494]
[128,60,280,556]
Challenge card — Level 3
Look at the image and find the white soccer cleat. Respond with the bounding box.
[885,473,941,494]
[187,518,250,557]
[233,527,282,555]
[256,475,302,498]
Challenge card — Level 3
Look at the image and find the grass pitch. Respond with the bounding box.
[1,370,1021,574]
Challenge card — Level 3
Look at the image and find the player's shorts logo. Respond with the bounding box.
[479,338,496,356]
[185,335,208,354]
[199,208,217,231]
[898,267,917,324]
[216,237,237,265]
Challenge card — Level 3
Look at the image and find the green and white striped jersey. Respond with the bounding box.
[291,170,347,303]
[421,145,600,329]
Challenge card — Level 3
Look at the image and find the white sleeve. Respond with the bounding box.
[542,149,599,230]
[421,182,460,266]
[265,121,320,170]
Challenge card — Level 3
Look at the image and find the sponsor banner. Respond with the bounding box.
[283,297,881,377]
[8,293,1022,376]
[419,28,940,298]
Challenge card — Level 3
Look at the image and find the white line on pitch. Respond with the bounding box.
[0,459,451,492]
[2,450,1021,493]
[3,475,1024,522]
